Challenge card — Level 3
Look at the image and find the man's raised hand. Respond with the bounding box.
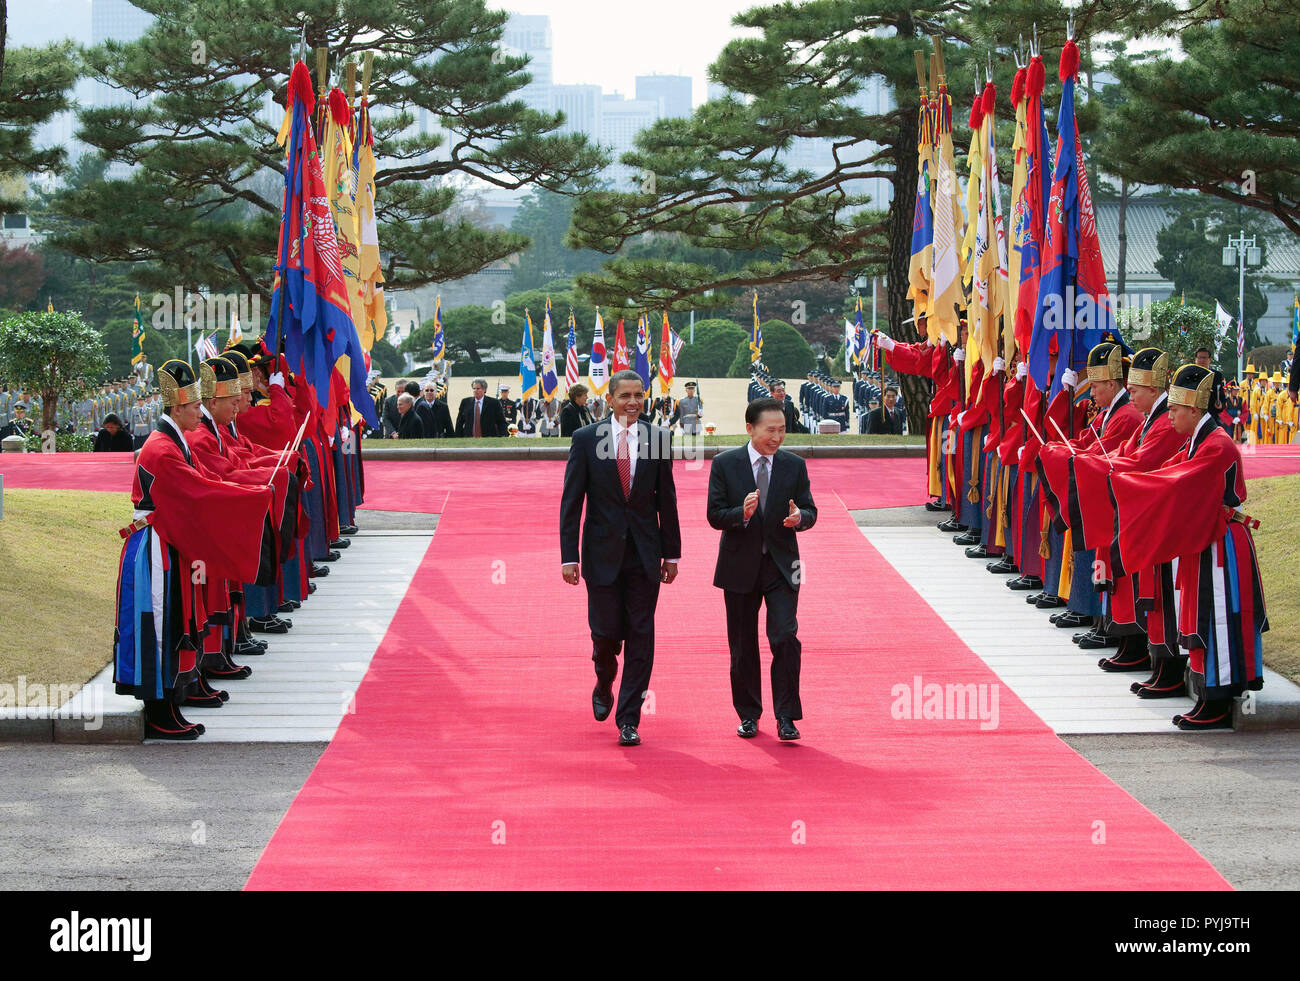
[783,499,801,528]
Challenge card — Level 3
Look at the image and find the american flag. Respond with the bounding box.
[194,332,219,361]
[565,310,580,388]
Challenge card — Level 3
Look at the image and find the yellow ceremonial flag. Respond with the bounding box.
[355,87,386,352]
[929,64,965,346]
[979,83,1008,370]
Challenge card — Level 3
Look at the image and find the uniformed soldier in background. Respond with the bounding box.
[672,381,703,435]
[823,380,850,432]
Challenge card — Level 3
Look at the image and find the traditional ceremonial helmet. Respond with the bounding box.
[220,350,254,392]
[1168,364,1214,410]
[1128,348,1170,389]
[232,339,276,371]
[1086,341,1127,382]
[158,359,201,407]
[200,357,241,400]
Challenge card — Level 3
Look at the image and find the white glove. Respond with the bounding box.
[953,347,966,363]
[1017,445,1026,464]
[876,333,896,352]
[993,356,1006,373]
[270,372,286,388]
[1016,362,1028,381]
[956,411,967,427]
[1061,369,1079,390]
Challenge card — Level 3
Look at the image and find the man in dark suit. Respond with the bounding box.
[416,381,455,437]
[865,386,906,434]
[707,396,817,740]
[560,369,681,746]
[455,378,508,437]
[768,381,807,434]
[382,378,407,437]
[395,394,425,438]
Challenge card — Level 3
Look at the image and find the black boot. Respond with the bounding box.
[1174,696,1233,731]
[143,699,203,740]
[1099,636,1151,672]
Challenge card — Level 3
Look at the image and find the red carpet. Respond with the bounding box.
[246,459,1230,890]
[5,444,1296,498]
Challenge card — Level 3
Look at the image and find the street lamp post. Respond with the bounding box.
[1223,231,1261,386]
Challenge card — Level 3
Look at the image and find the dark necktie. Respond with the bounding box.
[756,456,769,554]
[473,400,482,437]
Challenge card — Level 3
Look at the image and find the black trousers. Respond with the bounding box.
[723,552,803,721]
[586,534,660,728]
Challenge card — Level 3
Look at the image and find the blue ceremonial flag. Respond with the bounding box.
[541,297,559,401]
[634,314,651,387]
[852,297,867,364]
[1026,40,1119,400]
[265,61,378,428]
[431,295,445,362]
[519,310,539,400]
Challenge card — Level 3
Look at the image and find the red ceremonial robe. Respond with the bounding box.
[1107,416,1267,698]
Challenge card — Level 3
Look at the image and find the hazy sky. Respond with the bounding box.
[10,0,761,105]
[498,0,760,102]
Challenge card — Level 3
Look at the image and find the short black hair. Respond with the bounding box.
[607,369,644,396]
[1195,346,1212,357]
[746,396,785,425]
[405,381,421,396]
[884,387,898,397]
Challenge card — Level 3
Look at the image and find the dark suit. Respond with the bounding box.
[560,418,682,728]
[396,409,425,439]
[559,400,592,437]
[455,395,508,437]
[707,445,817,721]
[865,403,905,434]
[419,397,454,438]
[382,395,402,437]
[779,397,807,434]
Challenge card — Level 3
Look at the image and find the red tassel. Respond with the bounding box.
[288,60,315,114]
[1010,68,1026,107]
[968,92,983,130]
[981,82,996,117]
[1027,56,1046,98]
[1059,39,1080,82]
[328,87,350,127]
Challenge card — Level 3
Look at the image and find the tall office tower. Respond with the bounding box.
[635,74,693,120]
[551,84,603,137]
[598,94,661,189]
[91,0,155,108]
[502,13,554,114]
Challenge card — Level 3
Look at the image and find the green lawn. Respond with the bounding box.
[1245,474,1299,685]
[0,489,128,690]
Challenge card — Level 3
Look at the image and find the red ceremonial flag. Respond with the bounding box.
[612,318,630,372]
[658,311,674,394]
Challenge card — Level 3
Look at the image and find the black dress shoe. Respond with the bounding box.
[1025,592,1043,604]
[924,500,951,512]
[737,719,758,738]
[311,564,329,577]
[964,543,990,558]
[937,518,967,533]
[285,600,302,610]
[322,549,341,562]
[1053,610,1090,629]
[277,601,295,613]
[1035,594,1066,609]
[1076,632,1118,650]
[340,525,358,535]
[987,558,1018,574]
[592,685,613,722]
[329,538,351,549]
[1008,576,1043,591]
[308,581,317,594]
[233,640,266,657]
[248,616,288,634]
[776,717,801,741]
[953,531,981,547]
[618,724,640,746]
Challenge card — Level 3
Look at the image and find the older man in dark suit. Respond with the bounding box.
[560,370,681,746]
[455,378,508,437]
[707,396,817,740]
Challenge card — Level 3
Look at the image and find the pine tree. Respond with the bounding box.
[54,0,606,300]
